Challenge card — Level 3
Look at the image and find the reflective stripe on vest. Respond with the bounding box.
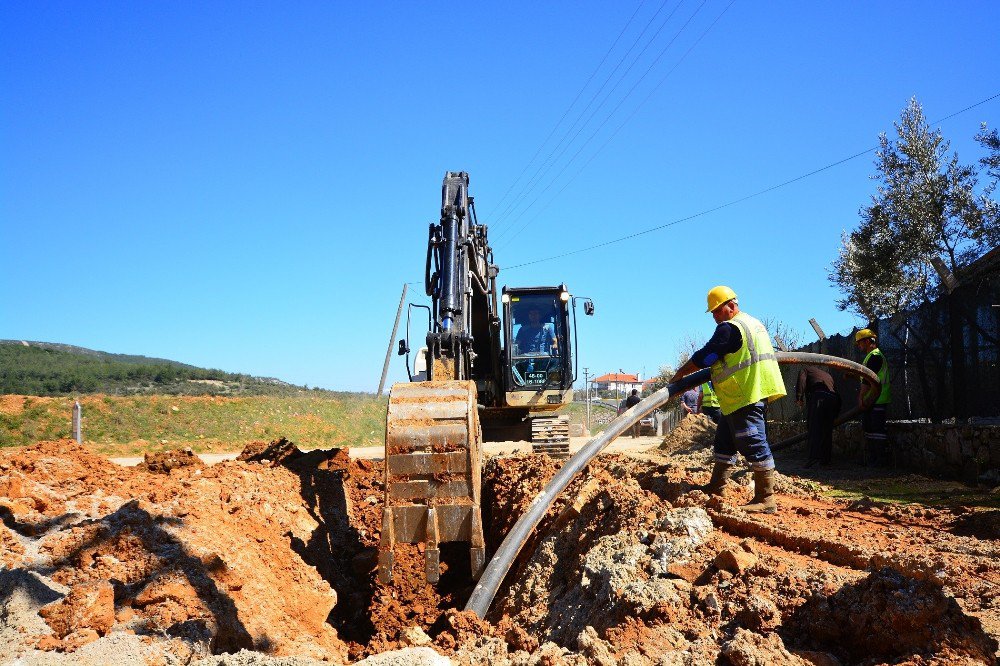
[862,347,891,405]
[701,382,720,408]
[710,312,787,415]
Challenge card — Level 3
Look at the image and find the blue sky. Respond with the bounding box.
[2,1,998,391]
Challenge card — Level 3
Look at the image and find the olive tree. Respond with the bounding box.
[831,98,999,321]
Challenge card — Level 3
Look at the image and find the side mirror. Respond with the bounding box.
[584,300,595,316]
[397,339,409,356]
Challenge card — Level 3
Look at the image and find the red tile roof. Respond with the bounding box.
[593,373,639,383]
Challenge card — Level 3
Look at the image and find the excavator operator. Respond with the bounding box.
[515,306,558,355]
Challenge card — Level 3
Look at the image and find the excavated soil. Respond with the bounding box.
[1,436,998,665]
[659,412,718,452]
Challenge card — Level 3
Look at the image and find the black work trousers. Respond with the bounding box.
[806,390,841,464]
[862,404,891,466]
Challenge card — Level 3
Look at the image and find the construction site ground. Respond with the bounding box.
[1,414,998,665]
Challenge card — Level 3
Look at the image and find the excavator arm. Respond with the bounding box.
[379,172,492,585]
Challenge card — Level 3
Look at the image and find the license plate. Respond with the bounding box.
[527,372,546,383]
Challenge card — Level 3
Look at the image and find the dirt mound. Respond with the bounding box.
[660,412,716,452]
[237,437,304,465]
[2,437,999,665]
[492,457,714,645]
[951,509,1000,540]
[784,567,998,663]
[0,439,346,663]
[137,447,205,474]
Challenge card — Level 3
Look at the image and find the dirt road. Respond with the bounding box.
[107,435,665,467]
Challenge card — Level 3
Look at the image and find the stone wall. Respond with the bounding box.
[767,421,1000,486]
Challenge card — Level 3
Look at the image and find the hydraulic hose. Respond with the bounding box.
[464,351,879,618]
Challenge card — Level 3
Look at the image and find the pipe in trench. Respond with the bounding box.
[464,351,879,618]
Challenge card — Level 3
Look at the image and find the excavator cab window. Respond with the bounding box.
[508,293,565,388]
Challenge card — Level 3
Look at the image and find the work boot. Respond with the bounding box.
[696,462,733,496]
[742,469,777,514]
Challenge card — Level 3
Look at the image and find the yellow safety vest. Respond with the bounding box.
[701,382,720,408]
[710,312,787,415]
[862,348,891,405]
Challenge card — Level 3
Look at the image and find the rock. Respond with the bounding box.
[619,652,653,666]
[714,549,758,574]
[657,508,713,547]
[138,448,205,474]
[735,596,781,632]
[515,641,587,666]
[505,624,540,653]
[576,626,617,666]
[63,628,101,650]
[133,578,201,609]
[583,537,681,616]
[36,635,63,651]
[400,626,433,647]
[693,587,720,614]
[354,646,453,666]
[38,581,115,638]
[721,628,806,666]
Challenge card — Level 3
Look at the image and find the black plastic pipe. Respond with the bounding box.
[464,351,879,618]
[464,368,710,617]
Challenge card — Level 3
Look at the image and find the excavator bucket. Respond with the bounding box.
[378,380,486,584]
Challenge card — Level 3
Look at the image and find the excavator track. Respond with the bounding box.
[529,415,570,458]
[378,380,485,584]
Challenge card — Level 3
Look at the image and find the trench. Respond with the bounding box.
[279,439,997,664]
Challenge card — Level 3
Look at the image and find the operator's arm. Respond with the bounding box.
[546,323,558,353]
[670,323,742,383]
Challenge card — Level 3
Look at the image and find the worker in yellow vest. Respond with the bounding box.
[671,286,786,513]
[855,328,891,466]
[698,381,722,424]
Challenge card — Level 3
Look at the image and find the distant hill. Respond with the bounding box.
[0,340,327,397]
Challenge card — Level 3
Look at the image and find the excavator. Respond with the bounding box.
[378,171,593,584]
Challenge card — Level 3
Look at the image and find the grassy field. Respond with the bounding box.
[0,394,603,457]
[822,477,1000,509]
[0,393,388,456]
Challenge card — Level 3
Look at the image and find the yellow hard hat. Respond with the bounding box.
[855,328,876,343]
[706,285,737,312]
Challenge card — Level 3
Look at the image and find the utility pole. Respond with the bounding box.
[377,283,408,397]
[72,401,82,444]
[583,367,590,433]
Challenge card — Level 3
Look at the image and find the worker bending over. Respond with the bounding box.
[671,286,786,513]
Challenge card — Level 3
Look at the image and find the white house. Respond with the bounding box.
[592,372,643,394]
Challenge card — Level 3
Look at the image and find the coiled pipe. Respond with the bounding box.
[464,351,879,618]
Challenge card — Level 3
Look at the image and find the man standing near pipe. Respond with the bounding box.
[670,286,786,513]
[855,328,891,466]
[795,365,841,467]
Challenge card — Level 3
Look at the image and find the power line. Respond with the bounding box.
[500,91,1000,271]
[490,0,680,236]
[494,0,693,239]
[496,0,722,251]
[486,0,649,225]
